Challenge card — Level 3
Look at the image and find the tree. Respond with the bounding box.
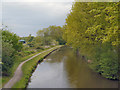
[2,30,23,52]
[2,30,23,76]
[64,2,119,80]
[36,25,66,45]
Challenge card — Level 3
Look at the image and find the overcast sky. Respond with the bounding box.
[2,0,119,37]
[2,0,74,37]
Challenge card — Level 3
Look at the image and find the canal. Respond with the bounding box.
[27,46,118,88]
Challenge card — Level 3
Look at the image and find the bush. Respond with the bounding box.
[2,30,23,76]
[17,50,35,57]
[2,42,15,76]
[91,42,118,80]
[36,46,44,50]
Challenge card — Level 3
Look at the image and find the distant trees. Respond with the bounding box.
[37,25,66,46]
[18,25,66,51]
[63,2,119,80]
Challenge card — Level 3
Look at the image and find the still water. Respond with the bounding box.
[27,46,118,88]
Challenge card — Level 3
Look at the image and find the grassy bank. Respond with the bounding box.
[12,45,62,88]
[2,51,43,87]
[2,46,59,87]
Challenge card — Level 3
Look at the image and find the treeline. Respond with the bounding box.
[21,25,66,49]
[63,2,119,80]
[36,25,66,45]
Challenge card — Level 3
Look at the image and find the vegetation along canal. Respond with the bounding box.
[27,46,118,88]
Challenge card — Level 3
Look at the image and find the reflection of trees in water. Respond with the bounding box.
[63,47,104,88]
[46,47,89,87]
[64,53,88,88]
[63,48,118,88]
[46,46,73,63]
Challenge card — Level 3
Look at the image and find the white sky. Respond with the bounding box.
[2,0,119,2]
[2,1,73,37]
[3,0,74,2]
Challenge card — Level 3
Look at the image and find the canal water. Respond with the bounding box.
[27,46,118,88]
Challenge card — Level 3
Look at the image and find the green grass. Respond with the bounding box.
[2,47,53,87]
[2,52,39,87]
[8,45,62,88]
[0,77,2,88]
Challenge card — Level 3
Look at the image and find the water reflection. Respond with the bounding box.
[27,46,118,88]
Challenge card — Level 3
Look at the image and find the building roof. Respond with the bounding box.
[19,40,25,42]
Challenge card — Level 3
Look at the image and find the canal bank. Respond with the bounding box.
[3,45,62,88]
[27,46,118,88]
